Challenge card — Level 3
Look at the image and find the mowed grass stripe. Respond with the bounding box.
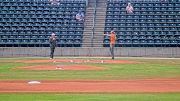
[0,93,180,101]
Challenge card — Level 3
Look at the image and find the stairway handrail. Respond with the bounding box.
[91,0,97,47]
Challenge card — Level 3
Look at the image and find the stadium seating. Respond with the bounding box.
[0,0,86,47]
[104,0,180,47]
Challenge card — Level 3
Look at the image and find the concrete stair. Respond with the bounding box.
[82,0,107,47]
[92,0,107,47]
[82,7,94,47]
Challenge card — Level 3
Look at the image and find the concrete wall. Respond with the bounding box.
[0,47,180,57]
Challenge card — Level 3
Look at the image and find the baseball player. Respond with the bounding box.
[49,32,57,59]
[105,30,117,59]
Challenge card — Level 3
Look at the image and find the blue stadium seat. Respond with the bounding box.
[134,3,140,6]
[140,39,147,45]
[117,40,124,45]
[103,40,110,47]
[124,40,132,46]
[132,39,139,46]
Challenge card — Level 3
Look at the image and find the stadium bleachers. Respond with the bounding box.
[0,0,86,47]
[104,0,180,47]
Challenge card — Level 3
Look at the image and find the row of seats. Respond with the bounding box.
[0,13,76,15]
[0,39,82,47]
[104,39,180,46]
[105,34,180,40]
[0,20,83,25]
[106,15,180,19]
[105,35,180,39]
[0,4,86,8]
[111,0,179,2]
[118,0,179,2]
[0,30,83,34]
[0,18,82,22]
[106,38,180,42]
[107,7,180,11]
[0,1,86,6]
[106,33,180,37]
[1,0,86,3]
[113,31,180,35]
[0,21,83,24]
[105,27,180,31]
[0,35,82,39]
[1,0,85,2]
[1,17,77,20]
[0,10,86,15]
[106,23,180,27]
[0,4,86,7]
[104,38,180,42]
[104,39,180,47]
[1,22,83,25]
[1,26,84,29]
[0,39,82,42]
[1,29,84,32]
[107,11,180,15]
[0,25,83,29]
[108,2,180,7]
[0,7,86,12]
[106,19,180,22]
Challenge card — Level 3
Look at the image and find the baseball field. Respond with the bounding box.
[0,57,180,101]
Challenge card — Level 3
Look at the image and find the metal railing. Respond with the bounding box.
[91,0,97,47]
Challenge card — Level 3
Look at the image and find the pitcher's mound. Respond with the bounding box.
[16,65,105,71]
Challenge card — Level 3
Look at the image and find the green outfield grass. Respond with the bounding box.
[0,57,180,101]
[0,57,180,80]
[0,93,180,101]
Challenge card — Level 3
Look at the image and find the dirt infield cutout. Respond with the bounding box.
[15,59,137,71]
[1,79,180,93]
[16,65,105,71]
[16,59,138,64]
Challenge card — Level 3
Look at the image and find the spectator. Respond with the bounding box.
[126,2,134,14]
[76,11,85,21]
[49,0,60,5]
